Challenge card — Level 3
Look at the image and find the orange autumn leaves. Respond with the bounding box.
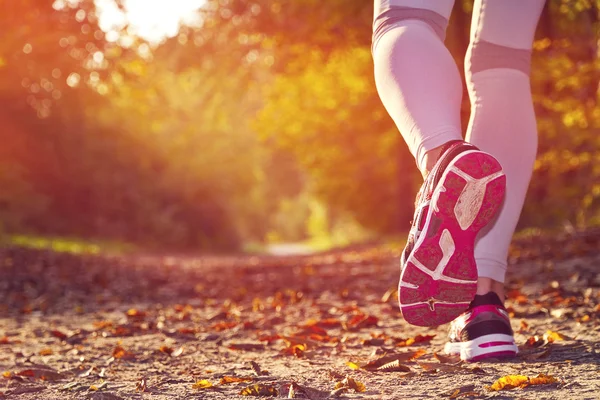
[488,374,559,391]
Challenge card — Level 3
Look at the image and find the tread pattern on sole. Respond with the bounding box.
[399,151,506,327]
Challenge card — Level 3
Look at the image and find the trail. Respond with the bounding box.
[1,232,600,399]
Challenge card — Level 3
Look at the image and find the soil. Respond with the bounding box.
[1,230,600,399]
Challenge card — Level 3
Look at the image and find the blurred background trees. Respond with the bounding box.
[1,0,600,252]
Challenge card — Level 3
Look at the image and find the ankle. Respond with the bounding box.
[476,278,505,303]
[421,146,444,178]
[420,140,466,178]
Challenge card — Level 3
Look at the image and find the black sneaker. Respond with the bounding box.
[444,292,518,361]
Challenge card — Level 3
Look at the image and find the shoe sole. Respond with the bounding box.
[444,333,518,362]
[399,150,506,327]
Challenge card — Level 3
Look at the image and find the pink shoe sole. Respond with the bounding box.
[399,150,506,327]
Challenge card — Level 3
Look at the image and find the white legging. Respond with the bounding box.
[373,0,545,283]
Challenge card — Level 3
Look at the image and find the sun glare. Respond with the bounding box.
[94,0,206,44]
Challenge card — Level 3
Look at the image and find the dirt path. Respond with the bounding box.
[1,232,600,399]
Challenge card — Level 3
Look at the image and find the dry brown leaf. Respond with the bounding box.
[50,330,68,340]
[0,337,9,345]
[126,308,147,320]
[433,353,461,364]
[280,343,306,358]
[518,320,530,333]
[39,348,53,356]
[360,349,425,371]
[444,384,478,399]
[93,321,113,330]
[418,362,464,373]
[112,345,135,360]
[334,376,366,393]
[376,360,411,372]
[395,334,435,347]
[16,368,64,381]
[212,321,238,331]
[136,377,147,392]
[346,314,378,330]
[520,346,552,361]
[228,343,265,351]
[159,345,173,355]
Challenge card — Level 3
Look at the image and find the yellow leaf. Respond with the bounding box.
[220,376,253,384]
[543,330,566,342]
[488,375,529,391]
[528,374,558,386]
[488,374,558,391]
[193,380,213,389]
[240,383,278,396]
[2,371,12,378]
[346,361,360,370]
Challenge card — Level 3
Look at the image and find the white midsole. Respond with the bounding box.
[444,333,517,361]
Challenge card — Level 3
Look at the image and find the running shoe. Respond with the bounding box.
[399,140,506,326]
[444,292,518,361]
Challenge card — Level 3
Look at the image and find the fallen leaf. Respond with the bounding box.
[240,383,278,396]
[543,330,568,342]
[346,361,360,370]
[395,334,435,347]
[443,384,477,399]
[248,361,268,376]
[136,377,147,392]
[220,376,253,384]
[347,314,378,330]
[211,321,238,331]
[159,345,173,355]
[125,308,147,320]
[362,338,385,346]
[93,321,113,330]
[89,381,108,391]
[520,346,553,361]
[518,320,530,333]
[488,374,558,391]
[418,362,464,373]
[79,366,94,377]
[171,346,184,357]
[228,343,265,351]
[0,337,9,345]
[377,360,411,372]
[50,330,68,340]
[334,376,366,393]
[361,349,426,371]
[112,345,135,360]
[16,368,64,381]
[280,343,306,358]
[60,382,80,391]
[39,348,53,356]
[192,380,213,389]
[433,353,461,364]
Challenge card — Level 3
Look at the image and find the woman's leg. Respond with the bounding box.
[465,0,546,296]
[373,1,509,327]
[372,0,459,174]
